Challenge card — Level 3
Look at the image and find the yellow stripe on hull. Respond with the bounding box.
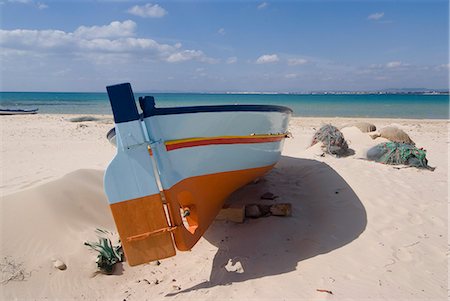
[165,133,288,146]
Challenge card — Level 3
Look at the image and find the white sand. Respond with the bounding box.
[0,114,448,300]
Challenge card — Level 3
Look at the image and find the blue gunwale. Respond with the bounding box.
[149,104,293,116]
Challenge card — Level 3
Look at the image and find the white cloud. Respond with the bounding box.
[436,63,450,70]
[386,61,401,68]
[218,28,225,35]
[0,29,72,49]
[288,58,308,66]
[257,2,268,9]
[256,54,279,64]
[37,2,47,9]
[368,12,384,20]
[74,20,136,39]
[7,0,48,9]
[77,38,172,53]
[367,61,410,69]
[0,20,215,64]
[226,56,237,64]
[8,0,31,3]
[285,73,298,79]
[386,61,409,68]
[166,50,214,63]
[127,3,167,18]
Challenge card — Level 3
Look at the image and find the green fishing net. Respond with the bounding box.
[311,124,349,157]
[367,142,434,170]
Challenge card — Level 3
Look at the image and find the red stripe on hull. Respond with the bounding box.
[166,136,284,151]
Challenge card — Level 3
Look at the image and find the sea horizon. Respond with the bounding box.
[1,89,448,95]
[1,91,449,119]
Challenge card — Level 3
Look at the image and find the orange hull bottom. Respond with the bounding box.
[110,164,274,266]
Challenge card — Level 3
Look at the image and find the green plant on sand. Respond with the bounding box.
[84,229,123,275]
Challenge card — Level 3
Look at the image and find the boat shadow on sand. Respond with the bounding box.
[168,155,367,295]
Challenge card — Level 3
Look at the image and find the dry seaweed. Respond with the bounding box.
[0,257,31,284]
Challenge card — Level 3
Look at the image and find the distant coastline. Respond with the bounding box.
[221,91,450,95]
[1,89,449,95]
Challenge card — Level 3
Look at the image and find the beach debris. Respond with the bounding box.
[342,122,376,133]
[367,142,434,170]
[76,124,88,129]
[245,203,292,218]
[0,257,31,284]
[316,289,333,295]
[53,259,67,271]
[371,126,415,145]
[311,124,349,157]
[69,116,101,122]
[270,203,292,216]
[216,204,245,223]
[258,204,272,216]
[224,259,244,273]
[260,192,278,200]
[84,229,123,275]
[245,204,262,218]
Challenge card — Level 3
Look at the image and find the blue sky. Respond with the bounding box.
[0,0,448,92]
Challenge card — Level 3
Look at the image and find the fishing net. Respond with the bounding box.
[367,142,434,170]
[311,124,349,157]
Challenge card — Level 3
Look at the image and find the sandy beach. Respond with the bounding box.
[0,114,448,300]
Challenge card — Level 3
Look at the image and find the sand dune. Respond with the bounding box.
[0,115,447,300]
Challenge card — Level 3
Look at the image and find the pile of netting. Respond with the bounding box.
[367,142,434,170]
[311,124,349,157]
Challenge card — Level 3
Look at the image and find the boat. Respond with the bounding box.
[104,83,292,266]
[0,108,38,115]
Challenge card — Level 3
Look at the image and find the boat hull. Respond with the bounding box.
[104,83,292,266]
[110,164,274,265]
[0,109,38,115]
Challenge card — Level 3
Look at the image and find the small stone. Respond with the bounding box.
[258,204,272,217]
[245,204,262,218]
[76,124,88,129]
[260,192,278,200]
[53,259,67,270]
[224,259,244,274]
[216,205,245,223]
[270,203,292,216]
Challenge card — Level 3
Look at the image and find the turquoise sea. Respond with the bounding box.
[0,92,448,119]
